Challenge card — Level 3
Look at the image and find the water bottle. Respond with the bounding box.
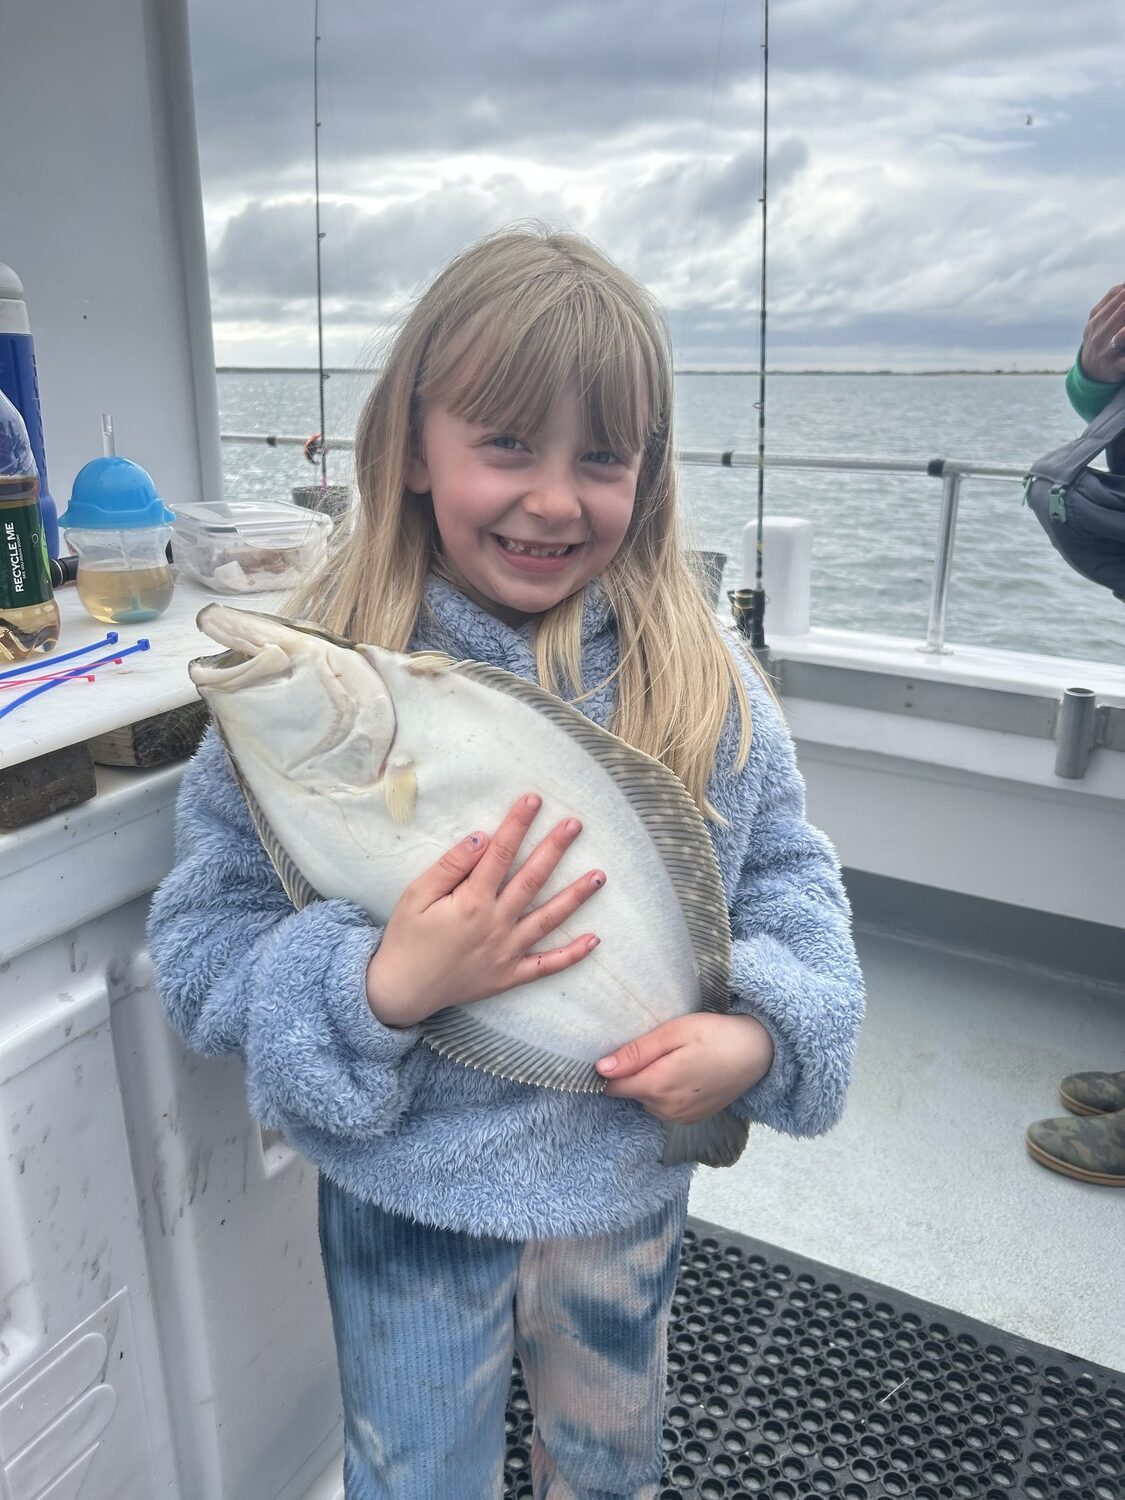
[0,388,60,662]
[0,261,59,559]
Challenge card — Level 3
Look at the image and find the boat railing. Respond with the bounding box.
[218,432,1028,656]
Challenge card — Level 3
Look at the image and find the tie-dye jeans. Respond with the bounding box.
[317,1175,689,1500]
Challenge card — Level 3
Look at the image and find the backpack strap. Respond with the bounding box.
[1028,381,1125,485]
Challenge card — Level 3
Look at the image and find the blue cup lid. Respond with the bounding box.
[58,456,175,529]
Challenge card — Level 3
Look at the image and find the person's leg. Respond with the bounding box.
[514,1193,688,1500]
[318,1176,520,1500]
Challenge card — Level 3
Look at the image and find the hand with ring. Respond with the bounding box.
[1078,283,1125,384]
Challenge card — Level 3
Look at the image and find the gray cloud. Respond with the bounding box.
[189,0,764,192]
[189,0,1125,367]
[188,0,1122,184]
[209,179,576,322]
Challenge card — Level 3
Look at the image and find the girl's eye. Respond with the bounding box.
[584,450,620,466]
[489,434,523,452]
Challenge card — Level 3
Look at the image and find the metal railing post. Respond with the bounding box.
[922,466,963,655]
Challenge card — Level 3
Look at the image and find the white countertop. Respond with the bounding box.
[0,576,285,771]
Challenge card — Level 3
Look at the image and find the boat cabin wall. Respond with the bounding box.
[0,0,222,514]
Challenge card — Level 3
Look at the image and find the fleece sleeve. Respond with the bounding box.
[146,729,422,1139]
[723,686,865,1137]
[1065,351,1123,424]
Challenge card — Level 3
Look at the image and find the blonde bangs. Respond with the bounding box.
[418,278,666,462]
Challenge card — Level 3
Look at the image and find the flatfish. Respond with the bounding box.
[189,603,748,1168]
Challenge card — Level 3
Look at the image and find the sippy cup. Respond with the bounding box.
[58,456,176,624]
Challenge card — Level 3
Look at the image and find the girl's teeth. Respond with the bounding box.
[499,537,571,557]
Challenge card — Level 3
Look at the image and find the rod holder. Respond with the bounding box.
[921,467,962,655]
[1054,687,1097,779]
[740,517,812,635]
[728,587,765,646]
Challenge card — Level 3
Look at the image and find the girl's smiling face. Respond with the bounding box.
[407,390,641,624]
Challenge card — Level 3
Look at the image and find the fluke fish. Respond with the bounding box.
[189,604,749,1169]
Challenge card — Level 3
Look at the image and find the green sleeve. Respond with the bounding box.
[1065,350,1124,423]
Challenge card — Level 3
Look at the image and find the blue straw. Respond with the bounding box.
[0,632,120,683]
[0,639,151,722]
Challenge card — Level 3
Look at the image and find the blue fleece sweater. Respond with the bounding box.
[147,577,864,1240]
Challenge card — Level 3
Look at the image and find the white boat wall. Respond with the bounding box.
[0,4,1122,1500]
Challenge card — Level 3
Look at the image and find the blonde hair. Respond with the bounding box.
[288,226,756,817]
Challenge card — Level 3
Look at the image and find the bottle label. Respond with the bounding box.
[0,489,53,610]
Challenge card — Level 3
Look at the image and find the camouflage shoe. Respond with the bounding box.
[1058,1069,1125,1116]
[1026,1108,1125,1187]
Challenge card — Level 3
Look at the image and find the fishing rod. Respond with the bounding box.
[312,0,328,489]
[745,0,769,656]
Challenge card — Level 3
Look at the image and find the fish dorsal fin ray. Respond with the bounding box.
[445,656,732,1015]
[421,1008,605,1093]
[212,725,322,911]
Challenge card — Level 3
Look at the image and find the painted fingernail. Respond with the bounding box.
[466,832,483,847]
[564,817,582,836]
[586,935,600,951]
[590,871,605,887]
[525,794,542,812]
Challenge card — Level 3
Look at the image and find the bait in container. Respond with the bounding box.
[172,499,330,594]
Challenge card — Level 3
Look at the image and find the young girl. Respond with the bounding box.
[148,227,864,1500]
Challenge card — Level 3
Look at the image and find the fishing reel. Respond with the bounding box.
[728,587,766,649]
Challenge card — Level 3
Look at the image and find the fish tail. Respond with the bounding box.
[661,1110,750,1169]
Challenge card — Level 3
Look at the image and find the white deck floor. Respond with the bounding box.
[689,920,1125,1374]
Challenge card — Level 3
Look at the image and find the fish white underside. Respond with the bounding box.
[230,650,701,1065]
[193,607,749,1168]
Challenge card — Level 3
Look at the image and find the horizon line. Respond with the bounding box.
[215,365,1071,377]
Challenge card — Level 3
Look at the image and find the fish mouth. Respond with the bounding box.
[196,603,278,654]
[190,606,295,691]
[189,644,293,691]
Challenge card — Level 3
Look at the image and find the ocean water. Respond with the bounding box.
[216,370,1125,667]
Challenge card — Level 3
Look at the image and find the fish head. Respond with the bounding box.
[189,604,398,787]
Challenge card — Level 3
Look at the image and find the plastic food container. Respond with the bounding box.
[172,500,331,594]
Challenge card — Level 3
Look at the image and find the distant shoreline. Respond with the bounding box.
[216,366,1071,378]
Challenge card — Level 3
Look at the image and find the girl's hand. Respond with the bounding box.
[365,793,605,1028]
[596,1013,775,1124]
[1078,282,1125,385]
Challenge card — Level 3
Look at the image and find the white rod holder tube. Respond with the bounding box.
[922,470,962,654]
[1055,687,1097,779]
[740,516,812,636]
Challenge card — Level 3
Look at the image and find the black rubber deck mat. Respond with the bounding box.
[503,1217,1124,1499]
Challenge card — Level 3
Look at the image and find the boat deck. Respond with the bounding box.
[690,877,1125,1376]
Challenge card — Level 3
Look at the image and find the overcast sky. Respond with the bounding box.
[187,0,1125,371]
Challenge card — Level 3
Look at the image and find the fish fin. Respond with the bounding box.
[384,755,418,824]
[661,1110,749,1169]
[211,726,322,911]
[405,650,457,677]
[421,1009,604,1093]
[449,658,732,1014]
